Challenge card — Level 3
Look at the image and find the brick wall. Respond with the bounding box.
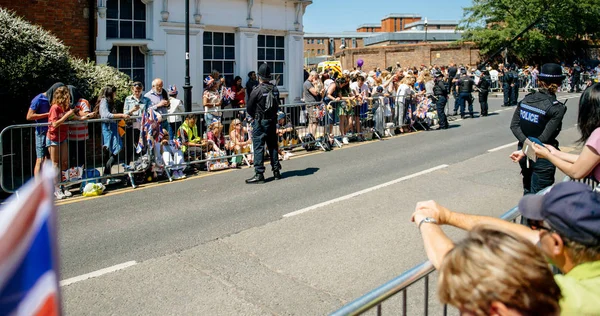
[335,42,480,70]
[2,0,93,58]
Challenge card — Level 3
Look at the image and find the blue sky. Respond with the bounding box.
[303,0,472,33]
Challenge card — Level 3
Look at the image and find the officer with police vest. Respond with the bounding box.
[455,69,475,119]
[476,70,492,116]
[432,70,449,129]
[510,63,567,195]
[245,63,282,184]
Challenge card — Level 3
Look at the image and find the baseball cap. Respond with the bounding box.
[518,181,600,246]
[376,86,384,93]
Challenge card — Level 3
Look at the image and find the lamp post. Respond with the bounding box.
[183,0,192,112]
[424,17,428,43]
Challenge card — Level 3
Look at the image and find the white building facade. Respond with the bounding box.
[95,0,312,108]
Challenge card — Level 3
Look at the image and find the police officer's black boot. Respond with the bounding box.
[273,170,281,180]
[246,173,265,184]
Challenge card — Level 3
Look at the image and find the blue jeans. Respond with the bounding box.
[457,92,473,116]
[252,119,281,174]
[35,130,49,159]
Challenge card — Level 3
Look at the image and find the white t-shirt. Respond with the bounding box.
[324,79,334,92]
[396,84,414,103]
[350,82,369,98]
[167,97,184,123]
[490,70,499,81]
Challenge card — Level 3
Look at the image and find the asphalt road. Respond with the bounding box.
[58,92,582,315]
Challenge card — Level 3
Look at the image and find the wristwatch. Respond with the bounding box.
[418,217,438,229]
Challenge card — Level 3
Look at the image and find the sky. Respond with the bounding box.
[303,0,473,33]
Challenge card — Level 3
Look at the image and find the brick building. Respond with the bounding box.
[335,42,480,70]
[1,0,94,59]
[303,32,373,58]
[357,13,421,33]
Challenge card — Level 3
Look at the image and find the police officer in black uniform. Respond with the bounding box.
[571,62,582,93]
[432,70,449,129]
[508,64,520,106]
[245,63,282,184]
[456,69,475,118]
[477,70,491,116]
[510,63,567,195]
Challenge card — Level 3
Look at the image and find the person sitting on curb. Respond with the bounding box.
[178,114,215,160]
[411,181,600,315]
[158,129,185,180]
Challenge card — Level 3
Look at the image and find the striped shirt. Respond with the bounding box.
[68,99,91,141]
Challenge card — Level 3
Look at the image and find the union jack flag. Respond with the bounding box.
[0,165,61,315]
[222,88,235,101]
[204,76,214,88]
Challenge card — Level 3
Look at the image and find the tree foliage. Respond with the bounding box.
[459,0,600,64]
[0,8,131,127]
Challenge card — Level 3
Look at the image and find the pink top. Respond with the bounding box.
[585,127,600,180]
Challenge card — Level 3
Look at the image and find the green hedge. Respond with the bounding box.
[0,8,131,128]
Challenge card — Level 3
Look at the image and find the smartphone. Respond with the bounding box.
[528,137,545,147]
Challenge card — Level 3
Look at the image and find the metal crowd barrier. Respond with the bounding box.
[1,94,451,195]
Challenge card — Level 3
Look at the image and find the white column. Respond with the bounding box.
[194,26,205,109]
[96,50,111,65]
[285,30,304,103]
[95,0,111,60]
[148,50,166,84]
[235,27,259,85]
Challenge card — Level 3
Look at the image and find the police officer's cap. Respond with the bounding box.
[538,63,565,83]
[257,63,272,80]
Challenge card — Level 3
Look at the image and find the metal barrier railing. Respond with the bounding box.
[1,93,449,195]
[330,174,600,316]
[329,204,523,316]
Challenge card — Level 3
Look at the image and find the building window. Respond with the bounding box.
[106,0,146,39]
[352,38,357,48]
[203,32,235,84]
[307,39,310,45]
[107,46,146,86]
[329,38,334,55]
[258,35,285,86]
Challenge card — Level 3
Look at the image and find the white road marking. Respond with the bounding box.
[283,164,449,218]
[488,141,519,152]
[60,261,137,286]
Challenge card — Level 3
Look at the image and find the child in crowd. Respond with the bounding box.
[226,119,252,168]
[159,129,186,180]
[47,86,76,199]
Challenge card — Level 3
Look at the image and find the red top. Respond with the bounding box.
[232,85,245,104]
[47,104,69,143]
[207,131,226,149]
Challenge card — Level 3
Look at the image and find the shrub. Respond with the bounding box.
[0,8,132,127]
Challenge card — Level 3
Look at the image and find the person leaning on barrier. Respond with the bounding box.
[97,85,130,183]
[532,83,600,182]
[510,63,567,196]
[245,63,282,184]
[437,225,561,316]
[303,71,320,136]
[27,82,64,177]
[67,85,95,169]
[145,78,171,136]
[432,70,449,130]
[167,85,184,134]
[123,82,151,163]
[411,181,600,315]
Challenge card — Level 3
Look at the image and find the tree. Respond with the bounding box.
[459,0,600,64]
[0,8,132,128]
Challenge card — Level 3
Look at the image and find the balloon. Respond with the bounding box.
[357,59,364,68]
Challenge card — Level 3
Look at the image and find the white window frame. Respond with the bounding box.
[107,45,146,86]
[203,31,236,84]
[258,34,285,87]
[106,0,146,39]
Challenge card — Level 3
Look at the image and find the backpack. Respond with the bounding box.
[302,133,316,151]
[264,84,279,112]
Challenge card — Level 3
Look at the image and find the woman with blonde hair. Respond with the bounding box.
[395,75,416,133]
[437,225,561,316]
[47,86,76,199]
[207,121,226,152]
[227,119,252,167]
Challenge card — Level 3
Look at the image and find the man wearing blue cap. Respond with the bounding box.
[411,181,600,315]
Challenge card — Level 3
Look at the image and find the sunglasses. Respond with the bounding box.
[526,219,552,232]
[133,83,143,88]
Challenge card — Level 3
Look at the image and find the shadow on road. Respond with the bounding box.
[280,167,320,179]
